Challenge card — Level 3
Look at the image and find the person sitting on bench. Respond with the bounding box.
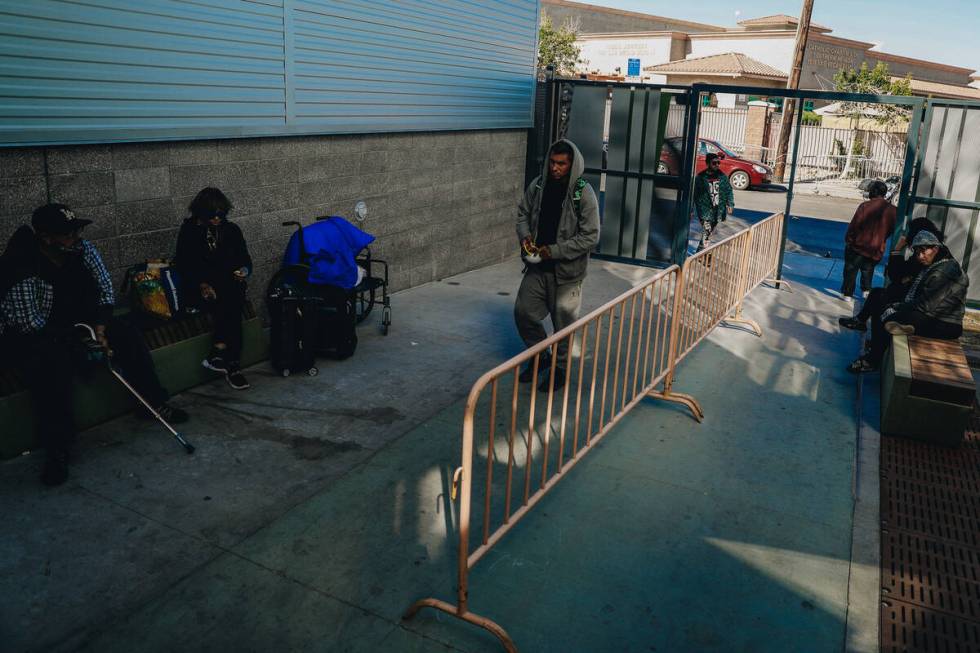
[0,203,189,486]
[175,187,253,390]
[839,217,943,333]
[847,230,968,373]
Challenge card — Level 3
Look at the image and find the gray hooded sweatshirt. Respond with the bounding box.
[516,139,600,285]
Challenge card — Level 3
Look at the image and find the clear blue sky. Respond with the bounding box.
[589,0,980,76]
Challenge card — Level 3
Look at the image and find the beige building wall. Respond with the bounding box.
[577,34,678,81]
[542,0,723,34]
[800,36,873,91]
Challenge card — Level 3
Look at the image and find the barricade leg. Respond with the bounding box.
[403,600,517,652]
[765,278,792,292]
[648,378,704,422]
[723,303,763,337]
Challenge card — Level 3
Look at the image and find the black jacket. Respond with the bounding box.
[174,218,252,293]
[898,251,969,325]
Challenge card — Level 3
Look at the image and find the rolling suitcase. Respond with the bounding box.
[268,292,319,377]
[313,285,358,360]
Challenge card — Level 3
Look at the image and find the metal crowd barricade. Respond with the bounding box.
[404,212,785,652]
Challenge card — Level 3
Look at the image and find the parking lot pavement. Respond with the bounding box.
[734,187,862,223]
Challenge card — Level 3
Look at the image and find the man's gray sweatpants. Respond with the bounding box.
[514,266,583,365]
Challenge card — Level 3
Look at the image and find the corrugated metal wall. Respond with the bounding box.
[0,0,539,146]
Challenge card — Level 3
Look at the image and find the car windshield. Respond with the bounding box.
[714,142,739,158]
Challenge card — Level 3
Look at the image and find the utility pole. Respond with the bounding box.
[773,0,815,182]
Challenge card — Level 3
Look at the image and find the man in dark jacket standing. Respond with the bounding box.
[847,231,968,373]
[0,204,188,486]
[514,139,600,391]
[693,153,735,252]
[841,181,896,299]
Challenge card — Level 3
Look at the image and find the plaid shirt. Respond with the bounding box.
[0,240,114,336]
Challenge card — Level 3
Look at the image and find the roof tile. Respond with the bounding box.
[645,52,788,80]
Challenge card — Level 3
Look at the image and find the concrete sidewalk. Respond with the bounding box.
[0,252,873,652]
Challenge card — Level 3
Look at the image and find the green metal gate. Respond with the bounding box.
[907,99,980,305]
[539,79,695,266]
[534,79,977,279]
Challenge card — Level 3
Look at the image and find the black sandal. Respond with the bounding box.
[846,358,877,374]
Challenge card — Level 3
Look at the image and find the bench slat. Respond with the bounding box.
[908,336,975,389]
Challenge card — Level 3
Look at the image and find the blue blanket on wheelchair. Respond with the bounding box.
[283,217,375,289]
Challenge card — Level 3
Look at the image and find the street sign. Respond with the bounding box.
[627,58,640,77]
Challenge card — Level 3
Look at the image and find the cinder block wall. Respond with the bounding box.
[0,129,527,312]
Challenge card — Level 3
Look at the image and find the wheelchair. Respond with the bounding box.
[267,216,391,335]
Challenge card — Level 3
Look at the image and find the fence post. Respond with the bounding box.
[649,266,704,421]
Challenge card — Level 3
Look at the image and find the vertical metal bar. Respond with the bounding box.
[586,317,602,445]
[904,100,930,230]
[662,265,685,392]
[482,379,498,545]
[572,327,588,458]
[622,293,637,409]
[776,102,806,281]
[675,87,703,265]
[643,282,658,387]
[632,89,651,258]
[504,367,519,523]
[541,345,558,488]
[633,287,648,399]
[618,87,636,257]
[523,353,541,505]
[735,229,753,316]
[609,301,627,418]
[598,308,615,432]
[652,277,667,384]
[457,398,476,612]
[557,334,574,472]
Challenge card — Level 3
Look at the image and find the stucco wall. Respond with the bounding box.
[578,36,675,78]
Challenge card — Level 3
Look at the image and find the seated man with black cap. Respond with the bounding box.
[0,203,189,486]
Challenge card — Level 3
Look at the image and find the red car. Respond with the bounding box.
[658,138,772,190]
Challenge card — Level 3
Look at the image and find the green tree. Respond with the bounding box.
[537,16,581,76]
[832,62,912,178]
[833,61,913,127]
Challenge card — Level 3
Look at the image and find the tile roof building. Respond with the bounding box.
[545,0,977,105]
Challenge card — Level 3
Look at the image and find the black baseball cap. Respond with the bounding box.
[31,203,92,235]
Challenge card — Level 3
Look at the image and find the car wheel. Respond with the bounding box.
[656,161,668,174]
[730,170,750,190]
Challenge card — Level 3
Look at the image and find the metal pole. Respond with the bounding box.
[777,102,806,281]
[773,0,814,183]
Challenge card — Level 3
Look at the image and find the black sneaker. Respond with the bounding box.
[838,316,867,332]
[202,352,229,374]
[519,356,549,383]
[538,367,566,393]
[142,402,190,424]
[225,364,250,390]
[41,451,69,487]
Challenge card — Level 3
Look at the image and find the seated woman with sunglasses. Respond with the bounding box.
[175,187,253,390]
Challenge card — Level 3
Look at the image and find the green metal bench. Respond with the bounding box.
[881,334,976,446]
[0,304,267,459]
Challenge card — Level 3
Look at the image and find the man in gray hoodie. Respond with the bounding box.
[515,139,600,391]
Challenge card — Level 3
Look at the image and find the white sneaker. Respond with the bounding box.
[885,322,915,336]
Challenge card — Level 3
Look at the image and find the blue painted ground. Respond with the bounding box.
[689,209,848,260]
